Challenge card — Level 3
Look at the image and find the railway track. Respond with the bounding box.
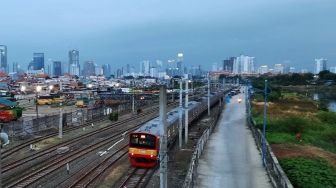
[2,93,203,160]
[68,145,129,188]
[1,116,108,160]
[3,93,204,187]
[2,104,168,174]
[118,168,156,188]
[4,110,160,188]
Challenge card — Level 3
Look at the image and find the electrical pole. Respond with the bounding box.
[132,80,135,114]
[262,80,267,166]
[208,77,210,116]
[184,80,189,144]
[59,103,63,139]
[179,79,183,149]
[159,86,167,188]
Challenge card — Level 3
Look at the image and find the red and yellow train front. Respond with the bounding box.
[128,133,159,168]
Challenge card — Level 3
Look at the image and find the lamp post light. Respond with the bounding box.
[20,86,26,100]
[36,85,42,119]
[49,85,53,93]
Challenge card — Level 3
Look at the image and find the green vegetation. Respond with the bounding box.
[109,112,119,121]
[280,157,336,188]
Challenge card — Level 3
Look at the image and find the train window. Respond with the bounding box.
[130,134,156,149]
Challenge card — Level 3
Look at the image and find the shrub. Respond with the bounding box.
[268,116,309,134]
[316,111,336,124]
[109,112,119,121]
[280,157,336,188]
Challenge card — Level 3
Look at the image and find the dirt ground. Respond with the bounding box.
[271,144,336,167]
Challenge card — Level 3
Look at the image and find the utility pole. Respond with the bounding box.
[132,79,135,114]
[262,80,267,166]
[159,86,167,188]
[184,80,189,144]
[208,77,211,116]
[179,79,183,149]
[59,103,63,139]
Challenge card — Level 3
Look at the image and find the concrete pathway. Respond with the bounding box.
[195,90,272,188]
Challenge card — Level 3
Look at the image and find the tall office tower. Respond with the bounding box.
[126,64,130,75]
[68,50,80,75]
[116,68,122,78]
[28,53,44,70]
[0,45,7,73]
[13,62,19,72]
[140,60,150,76]
[95,64,103,76]
[177,53,184,76]
[233,55,255,74]
[82,61,96,77]
[315,58,327,74]
[259,65,269,74]
[53,61,62,76]
[102,64,111,78]
[223,57,235,73]
[274,64,284,74]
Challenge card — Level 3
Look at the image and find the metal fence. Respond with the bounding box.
[245,87,293,188]
[2,101,139,139]
[182,105,222,188]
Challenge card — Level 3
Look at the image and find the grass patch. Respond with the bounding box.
[280,157,336,188]
[266,132,296,144]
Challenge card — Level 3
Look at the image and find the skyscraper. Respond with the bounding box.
[315,58,327,74]
[223,57,235,73]
[177,53,184,76]
[102,64,111,78]
[274,64,284,74]
[53,61,62,77]
[82,61,96,77]
[233,55,255,74]
[258,65,269,74]
[68,50,80,75]
[28,53,44,70]
[0,45,8,73]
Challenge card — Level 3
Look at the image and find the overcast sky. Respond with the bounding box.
[1,0,336,72]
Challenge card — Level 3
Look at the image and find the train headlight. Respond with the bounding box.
[131,153,134,156]
[150,155,153,158]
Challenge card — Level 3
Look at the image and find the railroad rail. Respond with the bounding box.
[118,168,156,188]
[68,145,129,188]
[4,111,159,188]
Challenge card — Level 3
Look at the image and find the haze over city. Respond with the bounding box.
[1,0,336,71]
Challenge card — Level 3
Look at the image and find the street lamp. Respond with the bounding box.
[20,86,26,100]
[49,85,53,93]
[36,85,42,119]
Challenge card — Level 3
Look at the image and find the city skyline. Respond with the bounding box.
[1,0,336,72]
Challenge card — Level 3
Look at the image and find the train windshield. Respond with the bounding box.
[130,134,156,149]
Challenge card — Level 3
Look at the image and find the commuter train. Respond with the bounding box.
[128,90,227,168]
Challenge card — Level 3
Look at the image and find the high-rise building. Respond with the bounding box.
[177,53,184,76]
[68,50,80,75]
[258,65,269,74]
[102,64,111,78]
[223,57,235,73]
[28,53,44,70]
[82,61,96,77]
[126,64,130,75]
[53,61,62,77]
[116,68,123,78]
[0,45,7,73]
[329,67,336,74]
[274,64,284,74]
[140,60,151,76]
[233,55,255,74]
[315,58,327,74]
